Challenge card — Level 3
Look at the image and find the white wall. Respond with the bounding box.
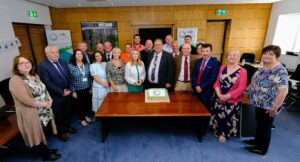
[264,0,300,71]
[265,0,300,45]
[0,0,51,106]
[0,0,51,81]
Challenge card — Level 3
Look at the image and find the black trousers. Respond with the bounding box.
[75,88,90,121]
[52,95,71,135]
[254,107,274,153]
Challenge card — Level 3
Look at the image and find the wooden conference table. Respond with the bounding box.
[0,114,19,148]
[95,92,211,143]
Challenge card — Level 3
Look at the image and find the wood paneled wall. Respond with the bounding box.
[50,3,271,60]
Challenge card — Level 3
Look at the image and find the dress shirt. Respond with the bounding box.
[148,52,163,83]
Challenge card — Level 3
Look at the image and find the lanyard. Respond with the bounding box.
[77,64,85,76]
[135,64,140,81]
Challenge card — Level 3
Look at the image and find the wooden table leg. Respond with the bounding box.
[99,118,109,143]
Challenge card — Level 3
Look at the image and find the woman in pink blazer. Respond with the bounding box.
[210,49,247,143]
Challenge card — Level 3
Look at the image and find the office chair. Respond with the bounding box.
[285,64,300,111]
[240,53,256,63]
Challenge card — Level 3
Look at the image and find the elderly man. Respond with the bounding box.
[146,39,174,91]
[96,43,104,54]
[172,40,181,58]
[101,41,113,62]
[180,35,197,54]
[192,43,220,108]
[132,34,145,52]
[38,45,78,142]
[78,41,92,64]
[163,34,173,54]
[140,39,153,68]
[174,43,197,91]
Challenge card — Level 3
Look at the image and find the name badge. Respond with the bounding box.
[82,77,88,82]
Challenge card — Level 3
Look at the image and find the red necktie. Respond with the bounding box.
[197,59,206,84]
[184,56,188,82]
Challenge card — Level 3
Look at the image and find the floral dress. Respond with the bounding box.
[23,75,54,127]
[210,67,241,138]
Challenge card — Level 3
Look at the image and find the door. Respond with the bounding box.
[13,24,47,66]
[206,21,226,61]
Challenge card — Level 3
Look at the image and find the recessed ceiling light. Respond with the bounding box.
[78,3,81,6]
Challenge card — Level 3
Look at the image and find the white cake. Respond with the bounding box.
[145,88,170,103]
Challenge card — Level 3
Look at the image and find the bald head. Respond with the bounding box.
[181,43,191,56]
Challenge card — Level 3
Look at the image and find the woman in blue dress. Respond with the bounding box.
[90,51,109,114]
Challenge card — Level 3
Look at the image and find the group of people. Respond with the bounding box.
[8,33,288,161]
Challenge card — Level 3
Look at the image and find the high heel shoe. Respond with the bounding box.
[218,135,226,143]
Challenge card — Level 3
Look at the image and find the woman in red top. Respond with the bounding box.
[210,49,247,143]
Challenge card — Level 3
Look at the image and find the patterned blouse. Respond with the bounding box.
[248,64,288,110]
[106,60,126,85]
[23,75,54,127]
[68,63,91,91]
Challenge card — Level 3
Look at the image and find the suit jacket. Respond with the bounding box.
[84,52,92,64]
[101,51,113,62]
[37,59,73,101]
[146,51,175,88]
[192,57,220,107]
[174,54,197,85]
[140,49,153,68]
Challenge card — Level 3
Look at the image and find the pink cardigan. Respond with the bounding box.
[213,65,247,103]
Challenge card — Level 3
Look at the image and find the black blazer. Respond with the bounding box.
[101,52,113,62]
[37,59,73,100]
[140,49,153,68]
[146,51,175,88]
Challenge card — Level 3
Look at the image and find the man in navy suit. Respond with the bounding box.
[38,45,78,142]
[192,43,220,109]
[101,41,113,62]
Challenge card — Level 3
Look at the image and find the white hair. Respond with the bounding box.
[45,45,59,54]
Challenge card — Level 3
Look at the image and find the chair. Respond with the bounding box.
[285,64,300,111]
[240,53,256,63]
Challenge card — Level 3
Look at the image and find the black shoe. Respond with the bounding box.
[67,127,78,134]
[49,149,58,154]
[42,153,61,161]
[243,139,256,145]
[245,146,266,156]
[271,125,276,130]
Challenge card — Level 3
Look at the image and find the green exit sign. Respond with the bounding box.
[28,10,38,17]
[216,9,227,15]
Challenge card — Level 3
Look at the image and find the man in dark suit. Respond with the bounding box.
[192,43,220,109]
[140,39,153,68]
[146,39,174,91]
[78,41,92,64]
[38,45,78,142]
[101,41,113,62]
[174,43,197,91]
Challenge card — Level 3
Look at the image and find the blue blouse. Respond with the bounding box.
[248,64,288,110]
[68,63,91,90]
[90,62,108,88]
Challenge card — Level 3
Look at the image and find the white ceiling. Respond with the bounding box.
[27,0,281,8]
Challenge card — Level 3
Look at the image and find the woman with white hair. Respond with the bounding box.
[210,49,247,143]
[106,47,128,92]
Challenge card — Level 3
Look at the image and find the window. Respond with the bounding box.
[273,14,300,54]
[81,22,118,52]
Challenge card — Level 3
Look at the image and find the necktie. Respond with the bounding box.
[53,62,68,85]
[151,55,158,82]
[197,59,206,84]
[184,56,188,82]
[107,54,110,62]
[84,53,90,64]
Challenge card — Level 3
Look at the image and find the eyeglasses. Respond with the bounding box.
[19,61,31,66]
